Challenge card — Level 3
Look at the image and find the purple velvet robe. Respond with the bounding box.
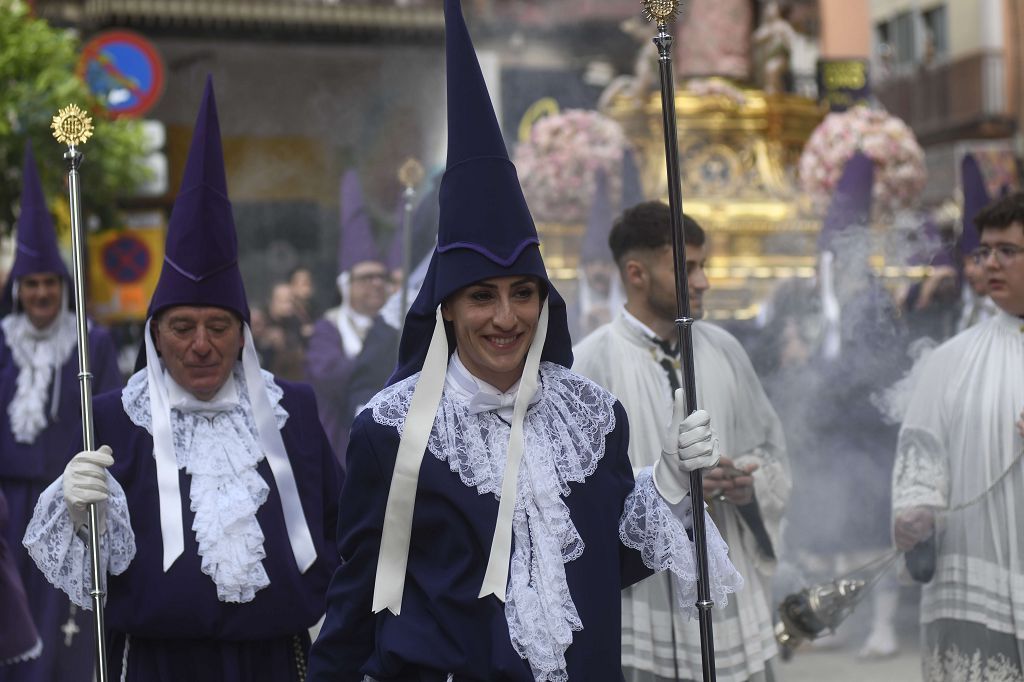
[0,323,120,682]
[308,401,654,681]
[305,316,400,472]
[88,379,342,682]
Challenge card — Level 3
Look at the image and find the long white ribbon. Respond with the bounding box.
[143,321,185,571]
[478,299,548,601]
[373,307,449,614]
[241,325,317,572]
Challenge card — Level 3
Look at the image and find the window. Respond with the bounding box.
[923,5,949,59]
[891,11,915,64]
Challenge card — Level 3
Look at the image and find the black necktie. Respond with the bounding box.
[652,335,777,560]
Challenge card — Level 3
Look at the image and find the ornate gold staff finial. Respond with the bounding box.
[641,0,684,23]
[398,157,425,190]
[51,104,94,147]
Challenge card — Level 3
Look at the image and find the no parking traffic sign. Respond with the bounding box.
[77,30,166,118]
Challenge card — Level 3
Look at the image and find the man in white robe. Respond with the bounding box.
[574,202,790,682]
[893,192,1024,681]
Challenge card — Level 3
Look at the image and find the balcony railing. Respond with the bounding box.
[875,50,1014,143]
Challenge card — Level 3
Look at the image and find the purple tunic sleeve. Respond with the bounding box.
[305,318,359,465]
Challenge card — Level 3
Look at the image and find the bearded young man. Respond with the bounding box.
[574,202,789,682]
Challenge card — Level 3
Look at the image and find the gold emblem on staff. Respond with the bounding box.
[642,0,682,22]
[398,158,425,190]
[51,104,94,147]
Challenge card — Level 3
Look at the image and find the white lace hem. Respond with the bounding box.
[22,474,136,610]
[619,468,743,618]
[1,637,42,666]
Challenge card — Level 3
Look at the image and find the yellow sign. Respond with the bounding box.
[87,220,165,322]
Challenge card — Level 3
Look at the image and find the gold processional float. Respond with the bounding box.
[528,77,932,651]
[535,80,934,321]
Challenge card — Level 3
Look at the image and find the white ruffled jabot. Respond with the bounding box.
[1,310,78,444]
[121,366,288,603]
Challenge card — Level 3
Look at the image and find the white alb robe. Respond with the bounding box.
[892,309,1023,680]
[573,311,790,682]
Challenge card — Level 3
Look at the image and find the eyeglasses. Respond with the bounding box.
[971,244,1024,266]
[351,272,392,284]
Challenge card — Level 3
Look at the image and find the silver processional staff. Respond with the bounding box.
[51,103,109,682]
[639,1,717,680]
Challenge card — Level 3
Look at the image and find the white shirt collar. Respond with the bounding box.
[446,350,539,418]
[164,368,239,414]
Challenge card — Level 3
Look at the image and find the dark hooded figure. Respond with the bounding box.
[0,142,121,682]
[21,79,342,682]
[305,170,392,467]
[306,2,740,680]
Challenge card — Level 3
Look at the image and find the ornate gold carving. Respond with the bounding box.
[51,104,94,147]
[642,0,682,23]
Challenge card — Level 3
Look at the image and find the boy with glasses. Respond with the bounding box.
[892,192,1024,681]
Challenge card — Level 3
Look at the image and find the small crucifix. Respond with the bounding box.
[61,605,80,647]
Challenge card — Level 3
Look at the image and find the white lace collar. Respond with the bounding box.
[2,310,78,444]
[122,365,288,603]
[368,362,617,681]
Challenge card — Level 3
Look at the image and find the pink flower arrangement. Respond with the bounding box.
[799,106,926,215]
[513,109,629,222]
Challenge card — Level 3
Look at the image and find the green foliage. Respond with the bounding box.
[0,0,148,236]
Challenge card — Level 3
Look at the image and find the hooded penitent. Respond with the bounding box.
[372,0,572,616]
[960,153,989,256]
[1,142,79,445]
[817,151,874,360]
[1,141,72,314]
[581,169,613,267]
[142,77,314,575]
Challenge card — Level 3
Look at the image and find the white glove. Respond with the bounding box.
[653,389,720,504]
[63,445,113,534]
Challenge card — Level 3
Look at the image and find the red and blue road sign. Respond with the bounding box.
[101,234,152,284]
[78,30,166,118]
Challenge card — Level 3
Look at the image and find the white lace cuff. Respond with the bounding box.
[892,430,949,513]
[22,474,136,610]
[619,467,743,618]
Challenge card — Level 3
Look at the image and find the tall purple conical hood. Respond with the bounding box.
[389,0,572,384]
[960,154,988,255]
[147,77,249,323]
[818,151,874,252]
[581,169,613,265]
[2,141,71,312]
[338,170,383,273]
